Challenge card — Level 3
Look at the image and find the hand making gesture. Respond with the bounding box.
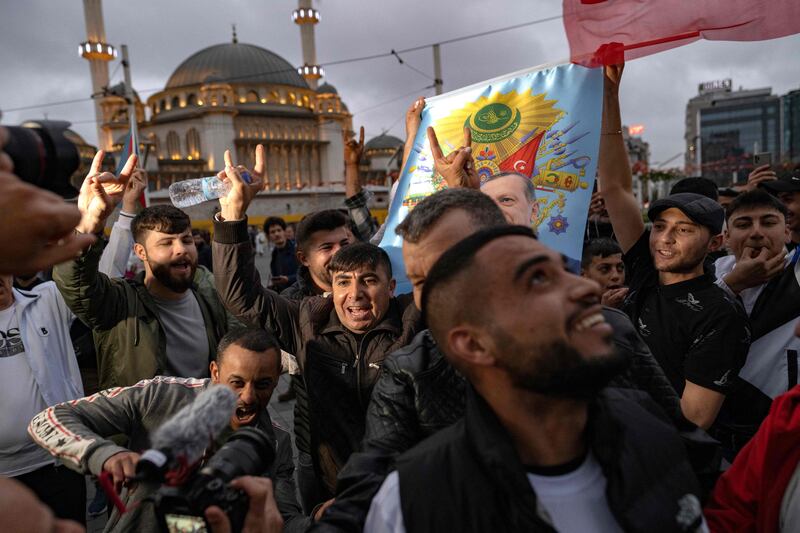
[219,145,266,221]
[76,150,137,234]
[427,125,479,190]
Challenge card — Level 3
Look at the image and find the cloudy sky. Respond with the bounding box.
[1,0,798,166]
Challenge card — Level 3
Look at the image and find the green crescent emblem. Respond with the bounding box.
[466,102,521,143]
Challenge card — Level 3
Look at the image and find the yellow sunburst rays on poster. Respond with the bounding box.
[430,89,564,169]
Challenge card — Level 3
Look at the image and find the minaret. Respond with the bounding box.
[292,0,323,89]
[79,0,117,150]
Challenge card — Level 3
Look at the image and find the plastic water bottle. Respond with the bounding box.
[169,171,252,208]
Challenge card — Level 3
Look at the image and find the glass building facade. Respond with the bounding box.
[698,96,781,185]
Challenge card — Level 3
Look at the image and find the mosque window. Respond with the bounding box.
[246,90,259,103]
[166,131,181,159]
[288,92,296,104]
[186,94,197,106]
[149,133,161,158]
[222,94,228,105]
[161,99,166,111]
[171,96,180,109]
[303,95,310,107]
[186,128,201,159]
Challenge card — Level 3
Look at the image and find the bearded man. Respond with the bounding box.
[364,226,708,533]
[53,167,237,389]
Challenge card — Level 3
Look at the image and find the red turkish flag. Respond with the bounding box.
[498,131,545,178]
[563,0,800,66]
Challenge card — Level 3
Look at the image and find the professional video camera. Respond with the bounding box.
[151,426,275,533]
[2,120,85,197]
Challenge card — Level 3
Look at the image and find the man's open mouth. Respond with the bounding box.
[347,306,372,320]
[236,405,257,422]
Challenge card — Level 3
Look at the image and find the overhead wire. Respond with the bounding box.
[2,12,563,114]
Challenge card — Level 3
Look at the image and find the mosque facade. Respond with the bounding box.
[80,0,395,225]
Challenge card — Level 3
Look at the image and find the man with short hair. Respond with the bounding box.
[53,164,236,389]
[711,189,800,457]
[581,238,627,308]
[315,188,687,533]
[364,226,706,533]
[29,328,310,532]
[597,64,750,429]
[212,156,422,505]
[761,174,800,252]
[265,216,298,292]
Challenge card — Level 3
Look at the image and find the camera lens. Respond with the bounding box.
[3,121,80,197]
[200,427,275,481]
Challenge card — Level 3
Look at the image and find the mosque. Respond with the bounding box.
[79,0,400,225]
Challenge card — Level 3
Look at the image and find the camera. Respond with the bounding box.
[152,427,276,533]
[2,120,82,198]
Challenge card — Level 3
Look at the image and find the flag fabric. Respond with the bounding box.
[563,0,800,66]
[379,63,603,293]
[115,127,148,208]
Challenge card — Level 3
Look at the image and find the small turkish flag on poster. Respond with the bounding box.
[563,0,800,66]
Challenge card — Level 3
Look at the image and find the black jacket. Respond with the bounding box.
[397,386,705,533]
[213,218,423,493]
[314,308,688,532]
[279,266,322,456]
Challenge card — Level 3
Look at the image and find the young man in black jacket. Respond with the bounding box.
[365,226,706,533]
[212,151,422,506]
[314,188,691,532]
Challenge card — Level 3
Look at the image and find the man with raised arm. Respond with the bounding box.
[212,147,422,508]
[53,151,237,389]
[595,64,750,430]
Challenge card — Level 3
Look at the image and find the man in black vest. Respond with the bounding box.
[364,226,706,533]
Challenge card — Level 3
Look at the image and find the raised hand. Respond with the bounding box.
[77,151,137,234]
[427,125,479,189]
[345,126,365,197]
[219,146,265,221]
[405,97,426,146]
[121,169,148,214]
[746,164,777,191]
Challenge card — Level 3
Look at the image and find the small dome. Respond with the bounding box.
[166,42,308,90]
[317,82,338,95]
[365,133,403,151]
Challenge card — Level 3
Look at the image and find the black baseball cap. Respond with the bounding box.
[759,174,800,194]
[647,192,725,235]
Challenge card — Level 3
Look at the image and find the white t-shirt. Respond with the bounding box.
[0,303,54,476]
[365,453,625,533]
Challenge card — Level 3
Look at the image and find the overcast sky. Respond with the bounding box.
[2,0,799,167]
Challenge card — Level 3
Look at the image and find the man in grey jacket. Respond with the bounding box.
[28,328,310,533]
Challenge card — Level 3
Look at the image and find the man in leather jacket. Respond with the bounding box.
[364,225,706,533]
[313,188,692,531]
[211,151,423,506]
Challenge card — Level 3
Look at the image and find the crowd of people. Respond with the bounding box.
[2,63,800,533]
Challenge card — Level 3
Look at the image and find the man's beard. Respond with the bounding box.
[149,257,196,292]
[493,328,629,399]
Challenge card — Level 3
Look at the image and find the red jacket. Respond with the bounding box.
[705,385,800,532]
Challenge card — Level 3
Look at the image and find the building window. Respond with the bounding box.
[166,131,181,159]
[246,90,259,103]
[186,94,197,106]
[171,96,180,109]
[186,128,201,159]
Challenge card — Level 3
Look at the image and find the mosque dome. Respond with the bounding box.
[365,133,403,152]
[317,82,338,95]
[165,42,309,90]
